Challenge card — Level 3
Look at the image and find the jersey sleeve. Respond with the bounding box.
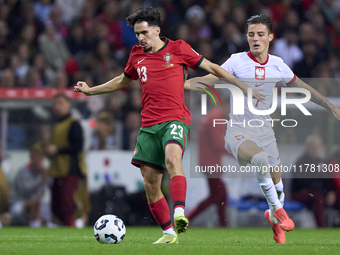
[178,40,204,71]
[124,49,139,80]
[279,59,296,86]
[220,54,238,75]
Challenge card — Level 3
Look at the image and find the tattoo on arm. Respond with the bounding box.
[291,77,335,111]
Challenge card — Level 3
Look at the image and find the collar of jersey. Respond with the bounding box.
[247,51,269,65]
[154,37,169,53]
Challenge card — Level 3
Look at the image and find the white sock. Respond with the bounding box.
[174,207,184,217]
[163,227,176,235]
[269,208,278,223]
[252,152,282,212]
[274,179,285,206]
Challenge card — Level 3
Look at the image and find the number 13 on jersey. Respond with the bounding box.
[137,66,147,82]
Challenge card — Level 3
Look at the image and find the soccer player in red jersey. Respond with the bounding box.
[74,6,263,244]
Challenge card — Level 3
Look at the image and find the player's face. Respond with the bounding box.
[246,24,273,56]
[134,21,160,53]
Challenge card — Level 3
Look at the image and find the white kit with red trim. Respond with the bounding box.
[220,51,296,141]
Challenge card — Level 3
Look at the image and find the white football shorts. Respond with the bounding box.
[225,130,281,167]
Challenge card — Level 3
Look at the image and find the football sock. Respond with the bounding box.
[274,179,285,206]
[170,175,187,217]
[269,208,278,224]
[174,207,185,216]
[148,197,173,231]
[252,152,282,215]
[163,227,176,235]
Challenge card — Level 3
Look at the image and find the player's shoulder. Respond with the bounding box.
[129,45,143,56]
[231,52,247,58]
[172,38,186,45]
[171,38,194,49]
[229,52,245,59]
[268,54,292,70]
[268,54,285,64]
[228,52,248,62]
[170,38,201,57]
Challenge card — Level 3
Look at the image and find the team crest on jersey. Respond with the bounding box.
[163,53,174,67]
[255,67,265,80]
[235,135,245,140]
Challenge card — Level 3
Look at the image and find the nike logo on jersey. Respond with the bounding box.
[138,58,145,64]
[255,83,263,87]
[265,185,273,191]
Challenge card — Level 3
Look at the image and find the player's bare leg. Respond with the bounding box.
[165,144,189,234]
[238,140,294,239]
[140,166,163,203]
[141,165,178,244]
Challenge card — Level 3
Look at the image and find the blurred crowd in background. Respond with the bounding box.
[1,0,340,228]
[1,0,340,89]
[1,0,340,149]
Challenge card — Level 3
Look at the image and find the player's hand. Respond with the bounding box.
[252,89,265,101]
[241,86,265,101]
[74,81,91,96]
[332,107,340,120]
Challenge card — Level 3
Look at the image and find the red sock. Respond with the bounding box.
[170,175,187,211]
[148,197,173,230]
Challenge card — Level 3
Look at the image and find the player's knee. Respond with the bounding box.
[251,151,271,180]
[143,179,161,193]
[165,155,181,171]
[251,151,269,167]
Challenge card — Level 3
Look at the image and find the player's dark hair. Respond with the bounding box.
[245,14,273,33]
[126,6,161,27]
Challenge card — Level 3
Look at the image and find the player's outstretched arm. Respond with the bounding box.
[184,74,218,90]
[291,77,340,120]
[74,73,132,96]
[197,58,265,101]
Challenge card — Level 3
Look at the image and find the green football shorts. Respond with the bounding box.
[131,120,189,172]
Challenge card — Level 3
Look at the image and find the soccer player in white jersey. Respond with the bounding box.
[186,14,340,243]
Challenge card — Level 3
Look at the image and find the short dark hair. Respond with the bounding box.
[126,6,161,27]
[245,14,273,33]
[53,93,70,102]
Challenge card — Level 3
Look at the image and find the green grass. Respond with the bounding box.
[0,227,340,255]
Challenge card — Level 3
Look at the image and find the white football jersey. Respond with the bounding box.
[221,51,296,143]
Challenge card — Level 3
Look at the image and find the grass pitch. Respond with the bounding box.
[0,227,339,255]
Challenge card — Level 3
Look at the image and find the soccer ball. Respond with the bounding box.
[93,214,126,244]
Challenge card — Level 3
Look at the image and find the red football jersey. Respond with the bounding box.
[124,37,204,127]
